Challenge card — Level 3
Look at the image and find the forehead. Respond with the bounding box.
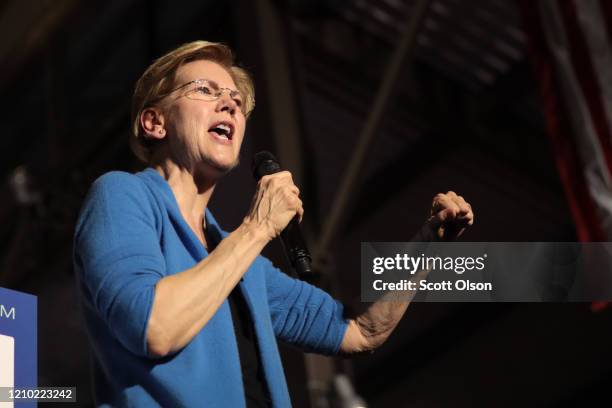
[175,60,236,89]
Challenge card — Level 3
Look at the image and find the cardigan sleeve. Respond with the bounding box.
[74,172,165,358]
[262,257,349,355]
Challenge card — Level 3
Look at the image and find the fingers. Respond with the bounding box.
[296,201,304,223]
[435,207,456,224]
[247,171,307,238]
[432,191,473,220]
[429,191,474,241]
[257,170,304,220]
[259,172,299,194]
[452,193,474,226]
[286,185,303,222]
[431,194,460,223]
[259,170,294,186]
[463,209,474,226]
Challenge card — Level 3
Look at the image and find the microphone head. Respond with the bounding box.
[252,151,281,180]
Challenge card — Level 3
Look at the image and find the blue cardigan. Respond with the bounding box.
[73,168,349,407]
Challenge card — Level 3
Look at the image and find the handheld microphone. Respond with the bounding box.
[252,151,314,280]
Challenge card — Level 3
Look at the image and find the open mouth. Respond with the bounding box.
[208,121,234,141]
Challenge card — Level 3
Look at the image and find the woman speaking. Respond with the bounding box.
[73,40,473,407]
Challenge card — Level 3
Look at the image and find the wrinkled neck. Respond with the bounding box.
[153,158,216,229]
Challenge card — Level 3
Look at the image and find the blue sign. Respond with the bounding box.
[0,287,37,407]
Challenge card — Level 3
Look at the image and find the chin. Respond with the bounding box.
[201,155,240,177]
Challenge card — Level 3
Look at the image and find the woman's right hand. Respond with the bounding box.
[244,171,303,241]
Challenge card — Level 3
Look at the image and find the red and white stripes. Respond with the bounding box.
[520,0,612,241]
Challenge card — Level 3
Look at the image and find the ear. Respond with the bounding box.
[140,107,166,140]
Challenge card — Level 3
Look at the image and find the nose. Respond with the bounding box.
[215,92,237,116]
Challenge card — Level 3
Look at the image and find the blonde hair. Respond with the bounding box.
[130,40,255,163]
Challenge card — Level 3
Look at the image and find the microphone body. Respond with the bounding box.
[252,151,314,280]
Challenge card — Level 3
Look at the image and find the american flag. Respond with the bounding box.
[520,0,612,242]
[519,0,612,310]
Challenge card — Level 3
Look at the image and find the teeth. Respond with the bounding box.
[210,123,232,139]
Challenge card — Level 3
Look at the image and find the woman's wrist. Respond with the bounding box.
[239,218,273,245]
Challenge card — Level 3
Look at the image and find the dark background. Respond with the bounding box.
[1,0,612,406]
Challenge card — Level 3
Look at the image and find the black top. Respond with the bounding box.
[227,288,272,407]
[205,225,271,407]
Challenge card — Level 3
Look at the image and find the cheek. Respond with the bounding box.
[234,121,247,144]
[235,128,245,144]
[165,106,183,137]
[170,107,207,141]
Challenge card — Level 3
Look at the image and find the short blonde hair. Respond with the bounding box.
[130,40,255,163]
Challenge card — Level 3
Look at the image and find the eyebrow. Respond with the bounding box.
[204,80,220,90]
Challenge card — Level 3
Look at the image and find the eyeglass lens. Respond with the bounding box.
[186,80,242,103]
